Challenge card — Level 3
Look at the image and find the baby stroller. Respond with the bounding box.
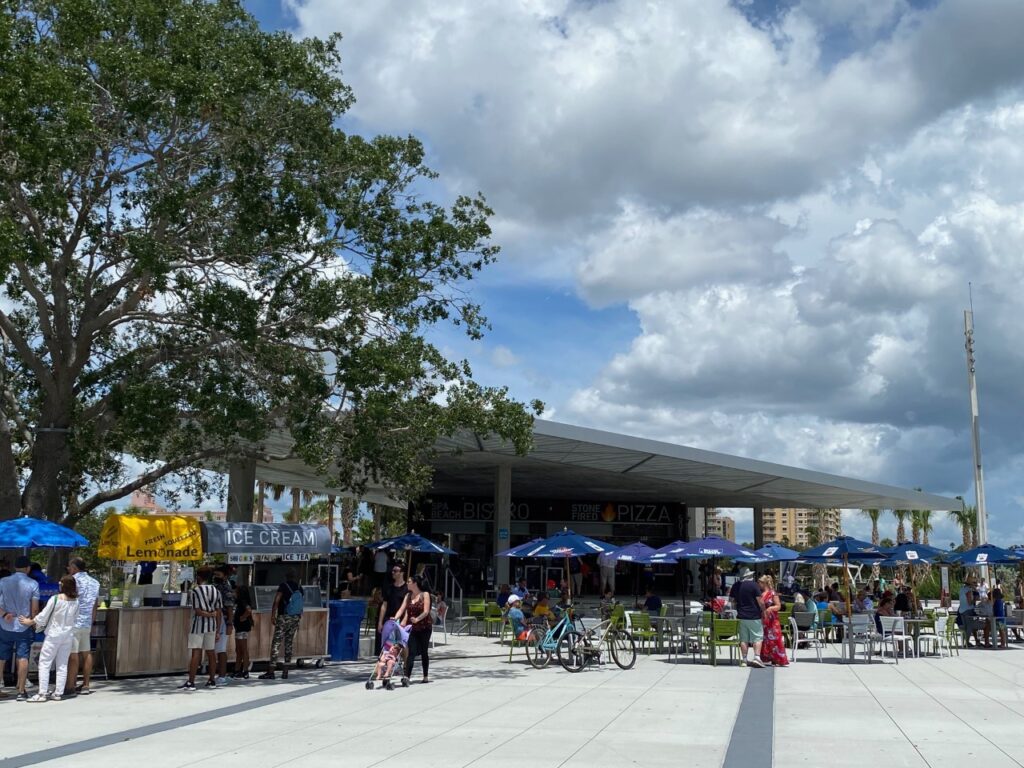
[366,619,410,691]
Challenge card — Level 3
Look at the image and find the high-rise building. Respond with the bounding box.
[705,509,736,542]
[761,508,841,548]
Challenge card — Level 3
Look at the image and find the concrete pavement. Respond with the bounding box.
[3,634,1024,767]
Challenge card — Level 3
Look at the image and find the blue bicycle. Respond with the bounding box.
[525,605,585,669]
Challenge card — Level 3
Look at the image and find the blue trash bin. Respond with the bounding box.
[328,599,367,661]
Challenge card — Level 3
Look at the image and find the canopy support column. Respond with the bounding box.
[226,458,256,585]
[687,507,706,597]
[753,507,764,549]
[494,464,512,587]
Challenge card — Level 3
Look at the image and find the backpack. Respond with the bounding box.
[284,583,304,616]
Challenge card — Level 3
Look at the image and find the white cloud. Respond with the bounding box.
[278,0,1024,544]
[289,0,1024,230]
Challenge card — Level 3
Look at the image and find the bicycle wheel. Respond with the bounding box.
[526,629,551,669]
[609,628,637,670]
[557,630,586,673]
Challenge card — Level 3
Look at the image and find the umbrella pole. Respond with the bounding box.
[844,554,854,662]
[566,555,571,604]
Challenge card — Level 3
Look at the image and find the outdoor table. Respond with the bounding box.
[901,617,934,656]
[837,616,874,663]
[651,615,684,657]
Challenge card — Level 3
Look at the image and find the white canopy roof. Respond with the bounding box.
[249,418,956,511]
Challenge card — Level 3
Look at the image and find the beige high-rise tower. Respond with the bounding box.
[761,508,841,547]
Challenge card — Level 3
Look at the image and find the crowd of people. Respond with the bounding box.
[0,556,100,701]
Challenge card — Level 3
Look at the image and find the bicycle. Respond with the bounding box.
[525,605,585,669]
[557,617,637,672]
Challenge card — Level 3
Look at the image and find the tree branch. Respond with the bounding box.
[73,446,226,519]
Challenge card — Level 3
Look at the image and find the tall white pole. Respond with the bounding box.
[964,310,988,561]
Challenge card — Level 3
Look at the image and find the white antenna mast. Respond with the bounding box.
[963,284,988,556]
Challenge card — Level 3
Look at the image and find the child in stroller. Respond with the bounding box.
[366,619,410,690]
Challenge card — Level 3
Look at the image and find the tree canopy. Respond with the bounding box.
[0,0,541,526]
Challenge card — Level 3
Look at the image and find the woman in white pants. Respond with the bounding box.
[20,575,80,702]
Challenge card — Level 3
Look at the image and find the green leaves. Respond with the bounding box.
[0,0,540,522]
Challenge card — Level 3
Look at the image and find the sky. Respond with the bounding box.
[232,0,1024,547]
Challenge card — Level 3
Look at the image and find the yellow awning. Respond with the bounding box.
[98,515,203,561]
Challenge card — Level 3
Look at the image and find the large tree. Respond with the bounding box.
[0,0,540,526]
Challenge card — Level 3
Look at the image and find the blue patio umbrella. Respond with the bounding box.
[876,542,947,567]
[657,535,768,563]
[495,538,544,558]
[800,536,886,562]
[801,537,886,643]
[0,516,88,549]
[754,542,801,561]
[946,543,1021,567]
[519,528,616,601]
[603,541,657,599]
[603,541,657,563]
[369,531,456,576]
[369,532,456,555]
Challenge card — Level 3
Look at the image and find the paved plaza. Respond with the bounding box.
[4,635,1024,768]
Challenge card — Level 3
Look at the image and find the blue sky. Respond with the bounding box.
[214,0,1024,546]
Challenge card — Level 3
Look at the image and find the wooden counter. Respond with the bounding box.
[99,607,329,677]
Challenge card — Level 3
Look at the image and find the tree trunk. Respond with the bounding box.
[962,526,970,550]
[0,420,22,520]
[371,503,382,540]
[341,497,357,546]
[21,417,72,521]
[290,487,301,524]
[325,495,336,539]
[870,520,880,580]
[255,481,266,522]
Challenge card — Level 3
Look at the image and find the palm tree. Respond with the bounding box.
[861,508,882,579]
[341,497,358,546]
[918,510,933,547]
[947,506,974,550]
[911,510,922,544]
[893,509,910,543]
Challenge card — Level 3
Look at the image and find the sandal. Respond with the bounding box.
[27,693,49,703]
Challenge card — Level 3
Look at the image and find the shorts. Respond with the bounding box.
[234,631,249,640]
[0,628,32,660]
[187,631,217,651]
[738,619,764,644]
[214,618,228,653]
[71,627,92,654]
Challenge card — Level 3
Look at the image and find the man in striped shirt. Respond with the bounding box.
[179,566,222,691]
[66,557,100,695]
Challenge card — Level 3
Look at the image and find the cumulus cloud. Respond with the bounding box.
[289,0,1024,227]
[278,0,1024,542]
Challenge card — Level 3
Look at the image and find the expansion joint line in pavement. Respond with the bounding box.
[722,667,774,768]
[362,657,593,768]
[888,662,1024,768]
[846,665,934,768]
[553,661,679,768]
[0,675,366,768]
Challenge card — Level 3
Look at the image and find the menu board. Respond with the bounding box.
[252,584,322,612]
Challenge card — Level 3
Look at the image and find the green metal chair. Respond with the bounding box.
[483,602,505,637]
[458,598,487,635]
[626,611,658,654]
[710,618,741,666]
[610,604,626,628]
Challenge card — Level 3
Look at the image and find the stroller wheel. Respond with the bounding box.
[365,681,374,690]
[401,677,410,687]
[385,681,395,690]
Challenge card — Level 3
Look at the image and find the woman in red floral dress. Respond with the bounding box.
[759,574,789,666]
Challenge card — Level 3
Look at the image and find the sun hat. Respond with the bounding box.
[739,567,755,580]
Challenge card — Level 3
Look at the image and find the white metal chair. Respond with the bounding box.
[879,616,915,662]
[789,615,823,663]
[919,616,952,657]
[843,614,876,663]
